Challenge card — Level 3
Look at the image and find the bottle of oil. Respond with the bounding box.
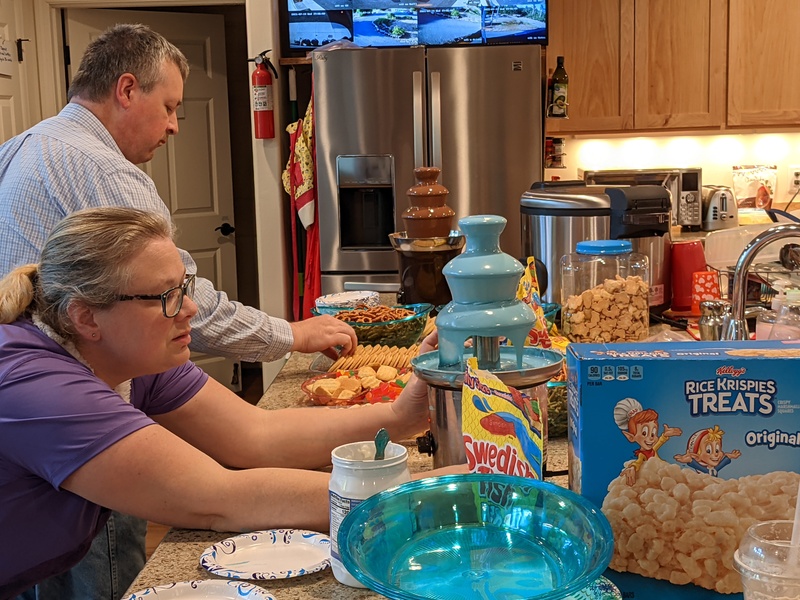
[548,56,569,118]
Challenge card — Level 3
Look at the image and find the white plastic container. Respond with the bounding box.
[329,440,410,587]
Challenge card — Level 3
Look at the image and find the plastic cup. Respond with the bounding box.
[671,240,707,312]
[733,520,800,599]
[767,305,800,341]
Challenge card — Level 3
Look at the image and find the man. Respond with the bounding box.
[0,24,356,600]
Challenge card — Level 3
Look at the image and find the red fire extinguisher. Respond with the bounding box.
[249,50,279,139]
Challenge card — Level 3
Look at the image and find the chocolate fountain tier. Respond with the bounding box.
[433,215,535,369]
[389,231,465,308]
[402,167,455,238]
[388,231,464,251]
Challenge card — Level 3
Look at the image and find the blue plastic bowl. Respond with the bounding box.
[542,302,560,327]
[338,473,613,600]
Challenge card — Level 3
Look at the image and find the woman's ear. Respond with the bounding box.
[67,301,101,341]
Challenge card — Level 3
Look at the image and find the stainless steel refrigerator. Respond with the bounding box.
[313,46,543,294]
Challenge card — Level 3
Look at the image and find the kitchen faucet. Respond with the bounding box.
[721,223,800,340]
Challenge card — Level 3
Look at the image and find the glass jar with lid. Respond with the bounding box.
[560,240,650,343]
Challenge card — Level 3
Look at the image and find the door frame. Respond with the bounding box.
[31,0,290,387]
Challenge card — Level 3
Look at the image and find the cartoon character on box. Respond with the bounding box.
[674,425,741,477]
[614,397,682,485]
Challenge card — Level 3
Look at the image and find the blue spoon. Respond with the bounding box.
[374,428,390,460]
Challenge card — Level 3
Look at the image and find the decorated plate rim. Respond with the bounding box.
[199,528,331,580]
[121,579,276,599]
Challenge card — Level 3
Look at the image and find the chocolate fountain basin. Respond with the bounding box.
[411,346,563,389]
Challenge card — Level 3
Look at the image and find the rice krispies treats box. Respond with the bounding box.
[567,340,800,600]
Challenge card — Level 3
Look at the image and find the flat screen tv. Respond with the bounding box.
[284,0,547,52]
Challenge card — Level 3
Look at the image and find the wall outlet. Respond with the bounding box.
[789,165,800,195]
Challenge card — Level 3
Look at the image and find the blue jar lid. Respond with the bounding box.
[576,240,632,255]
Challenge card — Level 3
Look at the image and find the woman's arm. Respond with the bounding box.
[154,373,429,470]
[156,332,439,471]
[62,332,452,532]
[61,424,332,533]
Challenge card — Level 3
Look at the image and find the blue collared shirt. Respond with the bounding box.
[0,103,292,362]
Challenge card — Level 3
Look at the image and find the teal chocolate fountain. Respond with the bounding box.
[412,215,564,468]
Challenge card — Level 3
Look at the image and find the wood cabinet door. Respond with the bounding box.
[728,0,800,126]
[634,0,727,129]
[546,0,634,133]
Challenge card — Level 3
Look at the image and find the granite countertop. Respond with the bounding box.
[125,352,569,597]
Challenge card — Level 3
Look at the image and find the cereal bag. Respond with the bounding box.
[461,357,543,479]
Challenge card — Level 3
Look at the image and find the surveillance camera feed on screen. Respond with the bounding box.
[287,0,546,49]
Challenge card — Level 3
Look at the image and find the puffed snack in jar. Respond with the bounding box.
[563,275,649,343]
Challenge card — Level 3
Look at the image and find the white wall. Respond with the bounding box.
[545,131,800,208]
[245,0,292,387]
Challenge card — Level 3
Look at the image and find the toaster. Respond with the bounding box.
[702,185,738,231]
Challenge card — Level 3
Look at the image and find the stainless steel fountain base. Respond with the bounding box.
[412,347,564,469]
[425,384,549,469]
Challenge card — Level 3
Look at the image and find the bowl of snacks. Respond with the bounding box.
[338,473,615,599]
[313,303,434,348]
[301,367,412,406]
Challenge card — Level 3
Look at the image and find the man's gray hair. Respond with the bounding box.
[67,23,189,102]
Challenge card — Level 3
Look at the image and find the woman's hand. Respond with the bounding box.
[390,330,438,432]
[418,329,438,354]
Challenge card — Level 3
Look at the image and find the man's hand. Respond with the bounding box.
[290,315,357,358]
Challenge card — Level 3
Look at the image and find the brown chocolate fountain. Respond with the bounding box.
[389,167,464,307]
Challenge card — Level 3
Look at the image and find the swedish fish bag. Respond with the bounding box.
[461,357,543,479]
[516,257,552,348]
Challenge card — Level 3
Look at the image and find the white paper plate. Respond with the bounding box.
[121,579,275,599]
[200,529,330,580]
[315,291,379,308]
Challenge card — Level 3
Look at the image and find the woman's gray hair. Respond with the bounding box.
[0,207,175,340]
[67,23,190,102]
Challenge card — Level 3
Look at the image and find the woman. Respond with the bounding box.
[0,207,436,597]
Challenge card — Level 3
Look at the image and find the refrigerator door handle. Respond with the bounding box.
[344,281,401,293]
[430,71,442,169]
[413,71,424,169]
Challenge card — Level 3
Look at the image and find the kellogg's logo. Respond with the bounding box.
[717,365,746,377]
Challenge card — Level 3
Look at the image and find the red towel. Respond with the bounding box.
[282,95,320,320]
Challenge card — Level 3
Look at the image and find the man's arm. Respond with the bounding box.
[179,248,294,362]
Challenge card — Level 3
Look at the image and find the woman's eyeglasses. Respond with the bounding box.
[118,274,196,318]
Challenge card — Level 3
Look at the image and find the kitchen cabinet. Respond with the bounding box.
[546,0,726,133]
[728,0,800,127]
[546,0,634,133]
[633,0,727,129]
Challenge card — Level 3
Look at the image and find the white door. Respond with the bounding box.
[66,8,241,390]
[0,0,24,141]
